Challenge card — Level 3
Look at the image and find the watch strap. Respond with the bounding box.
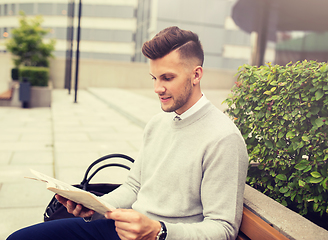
[156,221,167,240]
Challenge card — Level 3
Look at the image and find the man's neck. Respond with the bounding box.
[175,93,208,120]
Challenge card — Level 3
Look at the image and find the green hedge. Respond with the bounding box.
[224,60,328,217]
[19,67,49,86]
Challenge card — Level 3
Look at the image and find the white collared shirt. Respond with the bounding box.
[174,93,209,121]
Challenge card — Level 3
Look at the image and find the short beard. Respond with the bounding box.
[161,78,192,113]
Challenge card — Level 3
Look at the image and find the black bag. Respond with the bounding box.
[43,153,135,222]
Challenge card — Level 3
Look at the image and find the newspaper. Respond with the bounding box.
[26,169,115,215]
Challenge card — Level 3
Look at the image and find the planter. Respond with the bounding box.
[0,81,52,108]
[29,83,52,108]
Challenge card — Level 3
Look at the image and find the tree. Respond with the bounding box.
[5,11,56,67]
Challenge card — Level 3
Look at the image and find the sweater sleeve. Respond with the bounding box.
[98,150,142,209]
[165,133,248,240]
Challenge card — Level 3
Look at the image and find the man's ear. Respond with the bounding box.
[192,66,203,85]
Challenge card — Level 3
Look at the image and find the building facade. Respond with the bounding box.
[135,0,253,70]
[0,0,138,61]
[0,0,257,70]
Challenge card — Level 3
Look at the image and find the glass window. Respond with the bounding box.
[54,27,67,40]
[11,4,15,15]
[4,4,7,15]
[19,3,34,15]
[12,4,15,14]
[38,3,54,15]
[82,5,135,18]
[3,27,9,38]
[57,4,67,15]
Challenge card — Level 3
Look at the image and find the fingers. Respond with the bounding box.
[55,195,68,207]
[68,201,94,217]
[67,200,79,214]
[105,209,161,240]
[55,195,94,217]
[80,209,95,218]
[105,209,133,221]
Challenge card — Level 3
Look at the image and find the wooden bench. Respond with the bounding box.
[0,88,13,100]
[237,207,289,240]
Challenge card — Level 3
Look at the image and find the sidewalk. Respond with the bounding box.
[0,88,230,239]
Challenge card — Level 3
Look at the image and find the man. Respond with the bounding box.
[7,26,248,240]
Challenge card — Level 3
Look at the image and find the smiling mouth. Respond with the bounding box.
[160,96,172,102]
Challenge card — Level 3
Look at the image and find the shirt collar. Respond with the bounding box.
[174,93,208,121]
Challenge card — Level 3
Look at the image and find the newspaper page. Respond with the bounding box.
[27,169,115,215]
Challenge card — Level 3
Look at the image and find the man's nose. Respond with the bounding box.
[154,81,165,94]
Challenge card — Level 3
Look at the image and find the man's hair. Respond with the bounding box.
[142,26,204,66]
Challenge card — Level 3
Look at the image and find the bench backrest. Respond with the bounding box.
[237,207,289,240]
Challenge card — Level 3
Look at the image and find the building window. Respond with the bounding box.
[11,4,15,15]
[57,4,67,15]
[19,3,34,15]
[3,27,9,38]
[38,3,54,15]
[4,4,7,15]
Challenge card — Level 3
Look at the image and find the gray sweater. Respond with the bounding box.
[101,102,248,240]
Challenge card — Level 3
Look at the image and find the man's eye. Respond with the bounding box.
[164,77,172,81]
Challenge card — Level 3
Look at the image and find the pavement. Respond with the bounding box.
[0,87,230,240]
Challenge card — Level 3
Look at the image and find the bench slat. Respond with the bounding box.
[0,89,13,100]
[239,207,289,240]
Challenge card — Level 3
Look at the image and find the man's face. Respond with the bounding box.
[149,50,196,115]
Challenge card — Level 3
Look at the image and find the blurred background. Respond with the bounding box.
[0,0,327,93]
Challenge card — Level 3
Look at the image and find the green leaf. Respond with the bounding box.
[311,171,322,178]
[320,64,328,73]
[310,107,320,115]
[276,139,286,148]
[278,132,285,139]
[299,180,306,187]
[309,177,324,184]
[303,165,312,173]
[323,177,328,190]
[271,95,280,100]
[264,90,272,95]
[286,131,295,138]
[291,191,297,201]
[264,140,273,148]
[279,186,289,193]
[276,174,287,181]
[313,203,320,212]
[315,118,324,128]
[270,87,277,92]
[315,89,324,101]
[301,136,310,141]
[295,160,309,170]
[281,200,287,206]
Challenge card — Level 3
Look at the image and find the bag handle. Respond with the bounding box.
[80,153,135,190]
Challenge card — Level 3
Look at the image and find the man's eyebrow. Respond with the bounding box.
[160,73,176,78]
[149,73,156,79]
[149,72,175,79]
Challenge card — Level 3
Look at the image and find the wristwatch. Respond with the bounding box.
[156,221,167,240]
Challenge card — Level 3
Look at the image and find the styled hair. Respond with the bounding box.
[142,26,204,66]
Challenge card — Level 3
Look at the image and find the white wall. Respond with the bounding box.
[0,52,14,93]
[0,53,236,93]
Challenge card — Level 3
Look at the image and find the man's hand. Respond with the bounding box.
[55,195,95,218]
[105,209,161,240]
